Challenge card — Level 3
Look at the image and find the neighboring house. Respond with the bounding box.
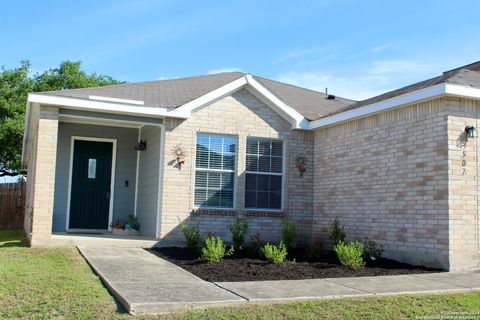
[22,61,480,270]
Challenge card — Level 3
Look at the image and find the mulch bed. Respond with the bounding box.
[148,247,442,282]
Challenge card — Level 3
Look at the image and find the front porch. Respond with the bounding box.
[24,105,165,245]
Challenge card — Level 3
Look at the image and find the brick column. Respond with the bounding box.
[30,106,59,246]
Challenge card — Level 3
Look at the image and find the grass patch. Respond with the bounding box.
[0,229,479,319]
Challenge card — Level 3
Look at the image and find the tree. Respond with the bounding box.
[0,60,122,177]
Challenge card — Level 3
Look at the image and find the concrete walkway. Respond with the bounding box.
[79,247,480,315]
[215,271,480,302]
[79,247,246,314]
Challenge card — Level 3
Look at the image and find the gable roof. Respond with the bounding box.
[38,72,356,121]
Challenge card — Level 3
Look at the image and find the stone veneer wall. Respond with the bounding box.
[447,97,480,270]
[313,99,451,269]
[159,89,314,245]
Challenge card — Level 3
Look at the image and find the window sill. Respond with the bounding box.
[190,208,236,216]
[190,208,284,217]
[245,210,284,217]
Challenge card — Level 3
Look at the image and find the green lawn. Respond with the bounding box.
[1,230,479,319]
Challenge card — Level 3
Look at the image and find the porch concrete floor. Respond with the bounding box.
[79,247,480,315]
[51,233,161,248]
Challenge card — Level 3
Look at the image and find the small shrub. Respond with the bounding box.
[229,216,249,249]
[178,218,200,250]
[334,240,365,269]
[261,241,288,263]
[282,220,297,249]
[363,237,384,260]
[201,236,234,263]
[329,217,346,247]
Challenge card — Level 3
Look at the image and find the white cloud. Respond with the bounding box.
[276,59,436,101]
[276,71,393,100]
[370,60,431,75]
[369,44,392,53]
[273,46,334,64]
[207,67,242,74]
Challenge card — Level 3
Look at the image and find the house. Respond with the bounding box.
[22,61,480,270]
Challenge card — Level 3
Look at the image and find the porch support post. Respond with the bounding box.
[30,105,59,246]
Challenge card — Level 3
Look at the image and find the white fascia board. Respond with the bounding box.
[175,76,248,115]
[445,83,480,100]
[309,83,447,130]
[245,74,309,129]
[27,93,190,119]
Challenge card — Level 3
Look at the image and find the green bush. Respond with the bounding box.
[334,240,365,269]
[261,241,288,263]
[178,218,200,250]
[229,216,249,249]
[282,220,297,249]
[201,236,234,263]
[329,217,346,247]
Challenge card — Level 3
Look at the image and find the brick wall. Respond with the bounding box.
[29,106,59,245]
[447,97,480,270]
[159,89,313,245]
[312,99,451,268]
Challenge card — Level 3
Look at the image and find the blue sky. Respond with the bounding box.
[2,0,479,101]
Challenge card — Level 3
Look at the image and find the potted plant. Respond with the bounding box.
[125,214,140,236]
[111,215,140,236]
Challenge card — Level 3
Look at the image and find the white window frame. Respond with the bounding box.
[193,132,237,210]
[244,137,284,212]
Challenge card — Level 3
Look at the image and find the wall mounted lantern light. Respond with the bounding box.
[134,140,147,151]
[465,126,478,139]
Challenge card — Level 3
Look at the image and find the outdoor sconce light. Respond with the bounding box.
[134,140,147,151]
[465,126,478,139]
[295,153,308,178]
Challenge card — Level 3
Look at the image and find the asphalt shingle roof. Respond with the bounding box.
[38,60,480,122]
[39,72,355,121]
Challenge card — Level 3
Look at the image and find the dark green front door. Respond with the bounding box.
[69,140,113,230]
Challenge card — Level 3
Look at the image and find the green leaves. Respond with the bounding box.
[0,60,122,176]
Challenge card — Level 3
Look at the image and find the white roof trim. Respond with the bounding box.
[27,93,189,118]
[245,74,309,129]
[309,83,480,130]
[445,83,480,99]
[88,95,145,105]
[174,76,248,115]
[309,83,447,129]
[174,74,309,129]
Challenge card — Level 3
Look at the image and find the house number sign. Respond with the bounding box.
[462,145,467,176]
[88,158,97,179]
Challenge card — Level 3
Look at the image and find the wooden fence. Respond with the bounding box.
[0,180,26,229]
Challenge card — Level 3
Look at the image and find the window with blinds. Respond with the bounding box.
[194,133,236,208]
[245,138,283,210]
